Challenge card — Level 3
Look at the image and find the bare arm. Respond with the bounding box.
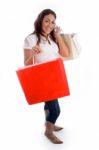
[54,26,70,57]
[24,45,42,66]
[56,34,70,57]
[24,49,34,66]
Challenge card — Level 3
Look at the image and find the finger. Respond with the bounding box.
[36,46,42,52]
[35,45,40,48]
[32,45,39,49]
[33,47,39,51]
[54,26,61,33]
[35,49,41,53]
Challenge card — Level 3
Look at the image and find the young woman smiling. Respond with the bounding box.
[23,9,70,144]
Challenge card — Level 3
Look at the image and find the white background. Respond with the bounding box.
[0,0,99,149]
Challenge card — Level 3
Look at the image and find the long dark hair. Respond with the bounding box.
[32,9,57,44]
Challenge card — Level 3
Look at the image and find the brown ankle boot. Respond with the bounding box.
[54,125,63,131]
[44,122,63,144]
[44,109,63,131]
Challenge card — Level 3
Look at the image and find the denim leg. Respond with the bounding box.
[44,99,60,124]
[44,102,49,110]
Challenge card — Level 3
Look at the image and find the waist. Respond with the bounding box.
[34,52,59,64]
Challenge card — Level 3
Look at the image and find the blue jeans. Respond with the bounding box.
[44,99,60,124]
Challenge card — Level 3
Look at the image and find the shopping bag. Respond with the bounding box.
[16,58,70,105]
[60,34,81,60]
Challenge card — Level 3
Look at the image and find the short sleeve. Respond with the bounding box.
[23,34,37,49]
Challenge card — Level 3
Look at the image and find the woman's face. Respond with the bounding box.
[41,14,56,36]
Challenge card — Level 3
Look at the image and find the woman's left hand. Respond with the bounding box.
[54,26,62,36]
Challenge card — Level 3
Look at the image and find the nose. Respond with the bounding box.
[48,22,54,29]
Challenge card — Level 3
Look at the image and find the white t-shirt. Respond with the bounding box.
[23,33,60,64]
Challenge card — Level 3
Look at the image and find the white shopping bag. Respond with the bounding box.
[60,33,81,60]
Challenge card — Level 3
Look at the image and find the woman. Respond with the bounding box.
[23,9,69,144]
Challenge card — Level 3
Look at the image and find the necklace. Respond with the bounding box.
[40,34,51,44]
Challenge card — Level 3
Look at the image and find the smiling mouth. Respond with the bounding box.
[46,28,53,31]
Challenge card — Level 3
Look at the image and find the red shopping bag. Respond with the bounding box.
[16,58,70,105]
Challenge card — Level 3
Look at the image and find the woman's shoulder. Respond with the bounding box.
[23,33,37,49]
[25,33,37,41]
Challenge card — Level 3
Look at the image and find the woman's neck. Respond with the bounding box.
[41,32,49,39]
[40,32,51,44]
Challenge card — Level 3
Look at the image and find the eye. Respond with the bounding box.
[45,19,49,23]
[52,21,55,25]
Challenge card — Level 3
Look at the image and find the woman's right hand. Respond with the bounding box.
[32,45,42,55]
